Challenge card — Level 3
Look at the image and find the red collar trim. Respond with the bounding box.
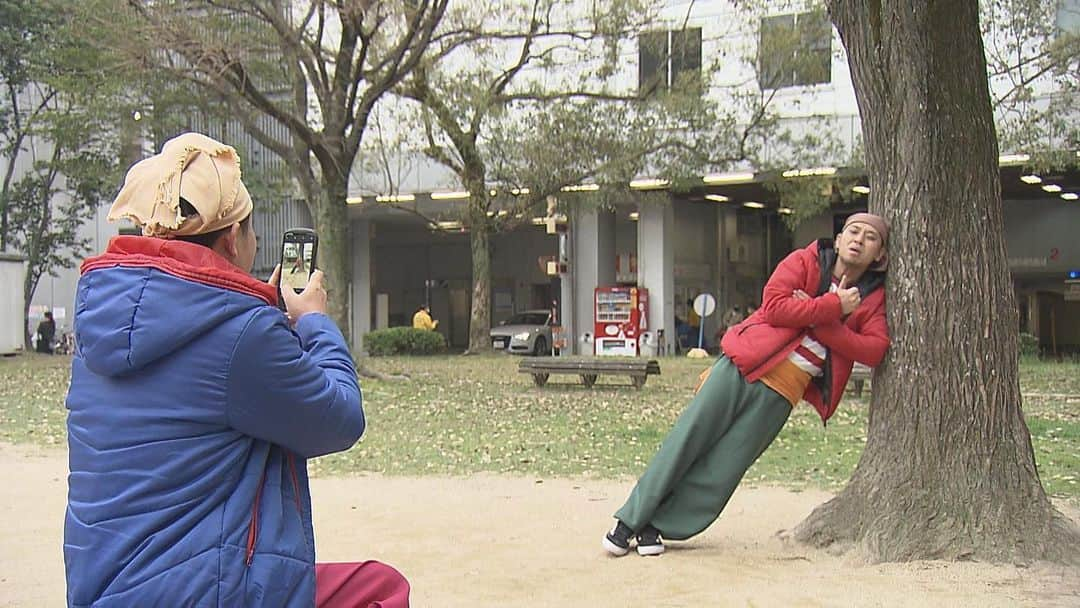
[81,236,279,306]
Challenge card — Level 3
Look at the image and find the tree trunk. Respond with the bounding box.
[793,0,1080,564]
[311,175,352,345]
[465,184,492,354]
[0,134,21,252]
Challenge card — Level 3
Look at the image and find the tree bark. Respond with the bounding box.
[793,0,1080,564]
[465,177,492,354]
[310,173,352,345]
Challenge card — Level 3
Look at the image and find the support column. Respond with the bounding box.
[567,204,615,354]
[638,200,675,355]
[350,219,373,354]
[715,205,738,312]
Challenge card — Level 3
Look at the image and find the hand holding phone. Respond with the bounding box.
[280,228,318,294]
[269,266,327,324]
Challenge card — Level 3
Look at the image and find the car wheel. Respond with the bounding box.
[533,336,548,357]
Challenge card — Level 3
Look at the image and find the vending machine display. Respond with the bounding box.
[594,286,649,356]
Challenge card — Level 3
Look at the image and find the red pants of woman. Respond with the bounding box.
[315,561,410,608]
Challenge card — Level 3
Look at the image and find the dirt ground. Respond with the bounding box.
[2,443,1078,607]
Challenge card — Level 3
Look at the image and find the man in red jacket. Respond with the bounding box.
[603,213,890,557]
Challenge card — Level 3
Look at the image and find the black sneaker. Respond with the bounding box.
[636,525,665,556]
[602,520,634,556]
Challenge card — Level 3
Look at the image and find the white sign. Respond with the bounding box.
[693,293,717,317]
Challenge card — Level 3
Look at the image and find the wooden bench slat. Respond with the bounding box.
[518,357,661,389]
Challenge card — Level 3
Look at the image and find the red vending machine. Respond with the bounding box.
[594,286,649,356]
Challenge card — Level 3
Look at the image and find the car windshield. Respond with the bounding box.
[503,313,549,326]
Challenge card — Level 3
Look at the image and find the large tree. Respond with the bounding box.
[792,0,1080,563]
[74,0,449,346]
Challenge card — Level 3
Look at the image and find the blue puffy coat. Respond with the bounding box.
[64,236,365,607]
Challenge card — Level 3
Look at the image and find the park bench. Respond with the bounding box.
[850,363,872,397]
[518,357,661,389]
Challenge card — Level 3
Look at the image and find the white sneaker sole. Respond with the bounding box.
[602,536,630,556]
[637,543,665,556]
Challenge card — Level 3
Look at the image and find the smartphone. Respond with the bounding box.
[279,228,318,296]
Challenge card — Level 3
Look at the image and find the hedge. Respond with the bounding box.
[1019,332,1039,358]
[364,327,447,356]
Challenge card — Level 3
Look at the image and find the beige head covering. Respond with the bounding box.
[108,132,253,237]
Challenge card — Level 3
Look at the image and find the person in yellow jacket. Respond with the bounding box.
[412,305,439,330]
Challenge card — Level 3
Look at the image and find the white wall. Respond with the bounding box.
[0,256,27,354]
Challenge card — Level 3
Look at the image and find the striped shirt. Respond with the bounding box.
[787,280,837,376]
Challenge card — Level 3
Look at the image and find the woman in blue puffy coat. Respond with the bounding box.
[64,133,408,607]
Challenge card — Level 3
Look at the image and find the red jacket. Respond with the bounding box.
[721,240,889,423]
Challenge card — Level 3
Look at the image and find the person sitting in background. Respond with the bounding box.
[412,304,439,331]
[35,311,56,354]
[686,299,701,331]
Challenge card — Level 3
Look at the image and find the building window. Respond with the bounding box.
[638,27,702,98]
[758,11,831,89]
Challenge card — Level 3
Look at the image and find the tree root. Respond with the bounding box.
[794,485,1080,566]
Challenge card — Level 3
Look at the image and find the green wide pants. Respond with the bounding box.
[614,356,791,540]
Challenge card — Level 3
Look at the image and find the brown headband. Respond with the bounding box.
[842,212,889,271]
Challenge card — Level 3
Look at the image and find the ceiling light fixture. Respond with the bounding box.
[1019,175,1042,185]
[629,178,670,190]
[998,153,1030,165]
[1061,192,1078,201]
[782,167,837,178]
[561,184,600,192]
[1042,184,1063,193]
[375,194,416,203]
[743,201,765,209]
[430,191,470,200]
[851,185,870,194]
[705,194,730,203]
[703,172,755,185]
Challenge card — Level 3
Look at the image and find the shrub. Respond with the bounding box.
[365,327,447,356]
[1018,332,1039,358]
